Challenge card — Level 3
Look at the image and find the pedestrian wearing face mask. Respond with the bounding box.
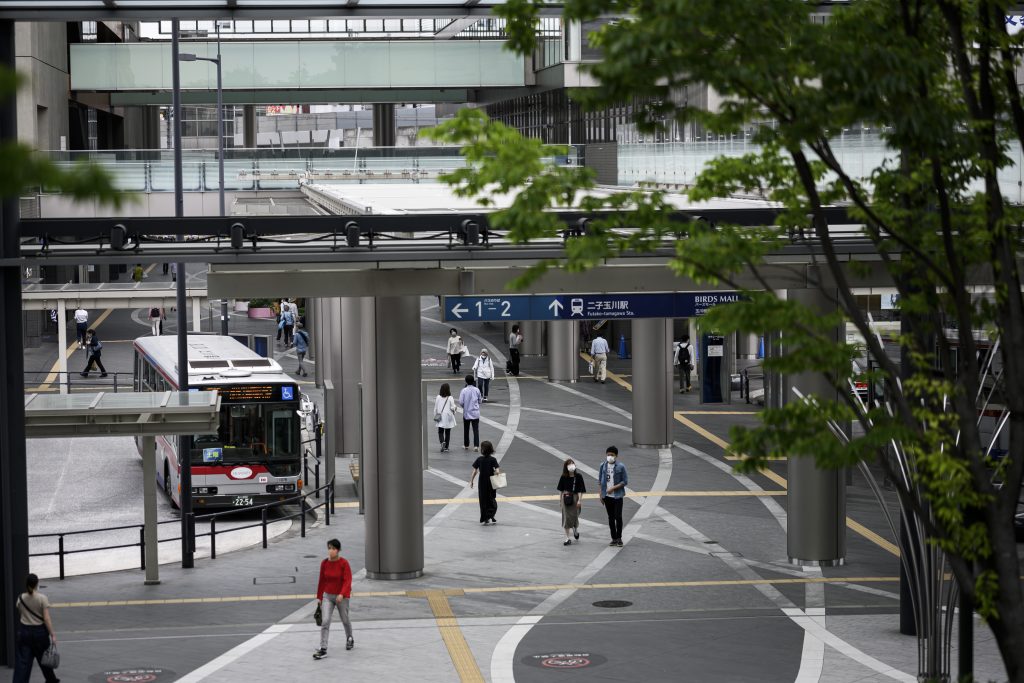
[472,349,494,402]
[447,328,464,374]
[598,446,628,547]
[557,458,586,546]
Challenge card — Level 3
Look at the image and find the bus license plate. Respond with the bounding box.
[233,496,254,507]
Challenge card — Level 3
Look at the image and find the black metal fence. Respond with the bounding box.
[24,369,131,393]
[29,478,335,580]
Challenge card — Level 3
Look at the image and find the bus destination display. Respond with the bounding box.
[206,384,298,403]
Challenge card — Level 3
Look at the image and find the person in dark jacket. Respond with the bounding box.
[470,441,500,525]
[80,328,107,378]
[313,538,354,660]
[556,458,586,546]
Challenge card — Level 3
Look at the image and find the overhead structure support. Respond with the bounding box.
[339,297,364,456]
[631,318,673,448]
[142,436,160,585]
[361,296,423,580]
[547,320,579,382]
[786,287,846,566]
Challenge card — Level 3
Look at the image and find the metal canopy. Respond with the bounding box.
[23,391,220,438]
[20,281,208,312]
[0,1,564,20]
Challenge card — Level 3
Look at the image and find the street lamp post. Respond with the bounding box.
[179,39,228,336]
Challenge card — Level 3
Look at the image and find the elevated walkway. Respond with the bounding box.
[72,40,526,105]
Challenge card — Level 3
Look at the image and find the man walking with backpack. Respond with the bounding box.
[148,306,163,336]
[294,322,310,376]
[674,335,693,393]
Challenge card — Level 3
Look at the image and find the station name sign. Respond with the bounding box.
[443,292,741,322]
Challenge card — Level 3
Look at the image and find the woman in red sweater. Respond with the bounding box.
[314,538,353,660]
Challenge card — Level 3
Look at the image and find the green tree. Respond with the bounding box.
[426,1,1024,680]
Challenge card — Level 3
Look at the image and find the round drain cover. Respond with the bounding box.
[522,652,608,669]
[90,668,177,683]
[592,600,633,608]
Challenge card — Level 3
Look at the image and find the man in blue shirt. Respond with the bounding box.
[590,334,610,384]
[598,446,628,546]
[458,375,483,451]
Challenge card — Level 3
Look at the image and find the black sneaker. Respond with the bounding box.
[563,539,572,546]
[313,648,327,660]
[573,527,579,540]
[609,540,618,547]
[616,540,624,547]
[490,518,497,525]
[346,637,354,650]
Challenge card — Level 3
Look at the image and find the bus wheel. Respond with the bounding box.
[164,462,179,509]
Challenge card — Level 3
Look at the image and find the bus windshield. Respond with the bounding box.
[191,401,300,465]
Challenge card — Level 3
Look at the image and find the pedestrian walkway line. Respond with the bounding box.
[582,358,901,559]
[414,589,485,683]
[332,490,786,511]
[49,576,902,609]
[34,307,116,391]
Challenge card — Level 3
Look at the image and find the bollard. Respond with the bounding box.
[58,535,65,580]
[261,508,268,548]
[325,486,331,526]
[139,526,146,571]
[618,334,630,359]
[210,518,217,559]
[301,497,307,538]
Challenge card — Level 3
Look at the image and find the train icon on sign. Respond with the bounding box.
[570,298,584,316]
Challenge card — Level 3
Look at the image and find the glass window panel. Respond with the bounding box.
[159,21,172,34]
[346,20,364,32]
[328,20,345,32]
[272,20,290,33]
[366,19,384,33]
[181,21,196,32]
[292,20,309,33]
[198,21,215,33]
[310,20,327,33]
[254,20,272,33]
[384,19,401,32]
[235,20,252,33]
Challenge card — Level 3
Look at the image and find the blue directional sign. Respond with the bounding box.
[443,292,740,322]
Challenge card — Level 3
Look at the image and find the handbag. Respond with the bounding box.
[314,603,323,626]
[41,644,59,670]
[562,475,576,507]
[489,470,507,489]
[588,361,594,374]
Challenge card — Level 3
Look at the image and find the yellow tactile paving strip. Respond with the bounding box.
[49,575,901,609]
[411,589,485,683]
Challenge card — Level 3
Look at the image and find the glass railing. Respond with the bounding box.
[618,134,1024,204]
[38,146,583,193]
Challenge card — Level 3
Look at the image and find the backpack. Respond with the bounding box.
[150,307,160,318]
[282,310,294,325]
[678,344,691,368]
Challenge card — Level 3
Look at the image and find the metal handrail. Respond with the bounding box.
[25,369,129,393]
[30,478,335,579]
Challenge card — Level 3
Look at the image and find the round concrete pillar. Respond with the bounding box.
[360,296,424,580]
[339,297,363,456]
[631,318,673,448]
[547,320,579,382]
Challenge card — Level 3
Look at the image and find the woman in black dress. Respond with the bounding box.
[470,441,500,525]
[557,458,586,545]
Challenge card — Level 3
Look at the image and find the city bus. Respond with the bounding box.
[133,335,302,509]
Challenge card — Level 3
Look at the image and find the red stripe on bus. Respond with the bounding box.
[193,465,270,478]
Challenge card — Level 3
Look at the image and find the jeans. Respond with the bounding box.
[509,348,521,376]
[604,496,624,541]
[463,418,480,447]
[283,324,294,346]
[477,377,490,399]
[437,427,451,449]
[296,351,307,375]
[75,322,87,346]
[13,624,58,683]
[319,594,352,650]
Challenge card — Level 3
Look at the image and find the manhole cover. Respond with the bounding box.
[592,600,632,608]
[522,652,608,669]
[90,668,177,683]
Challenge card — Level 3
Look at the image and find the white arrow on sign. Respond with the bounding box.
[548,299,564,317]
[451,303,468,319]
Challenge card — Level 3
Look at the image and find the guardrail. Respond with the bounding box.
[25,369,130,393]
[29,478,335,580]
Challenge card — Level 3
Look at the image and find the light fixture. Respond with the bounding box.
[110,223,127,250]
[345,221,360,248]
[230,222,245,250]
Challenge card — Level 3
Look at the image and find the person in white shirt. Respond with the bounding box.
[73,307,89,348]
[432,383,457,452]
[507,325,523,376]
[472,349,494,402]
[148,306,163,336]
[590,334,610,383]
[446,328,464,374]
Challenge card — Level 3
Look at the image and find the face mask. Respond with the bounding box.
[567,464,576,473]
[606,455,616,464]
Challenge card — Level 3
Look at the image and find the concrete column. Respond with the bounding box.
[57,299,67,394]
[243,105,256,148]
[361,296,423,580]
[547,320,579,382]
[519,321,546,357]
[372,104,396,147]
[339,297,363,456]
[324,298,343,458]
[631,318,673,448]
[786,287,845,566]
[305,297,316,362]
[142,436,160,584]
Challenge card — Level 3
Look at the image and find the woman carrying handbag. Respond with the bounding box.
[433,383,457,452]
[469,441,500,526]
[313,538,354,660]
[13,573,59,683]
